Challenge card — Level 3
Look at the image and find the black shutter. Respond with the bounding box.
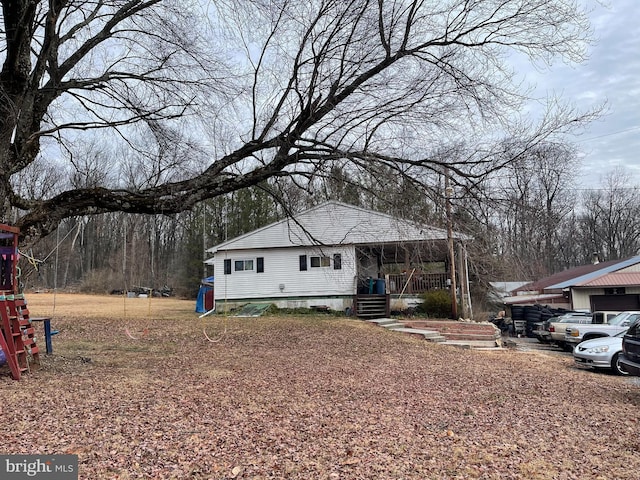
[299,255,307,271]
[333,254,342,270]
[257,257,264,273]
[224,259,231,275]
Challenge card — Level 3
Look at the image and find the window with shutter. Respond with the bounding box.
[299,255,307,271]
[310,256,330,267]
[234,260,254,271]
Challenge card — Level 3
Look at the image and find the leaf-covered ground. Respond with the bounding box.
[2,294,640,479]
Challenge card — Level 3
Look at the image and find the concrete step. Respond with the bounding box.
[366,318,402,327]
[364,318,496,346]
[388,327,447,342]
[381,322,405,329]
[365,318,410,329]
[443,333,501,341]
[402,320,501,343]
[444,339,501,349]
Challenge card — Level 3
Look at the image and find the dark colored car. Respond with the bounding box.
[620,319,640,375]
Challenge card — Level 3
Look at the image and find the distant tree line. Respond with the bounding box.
[20,147,640,304]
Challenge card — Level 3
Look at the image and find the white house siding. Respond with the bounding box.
[214,245,356,310]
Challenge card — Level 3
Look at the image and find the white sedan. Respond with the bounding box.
[573,331,628,376]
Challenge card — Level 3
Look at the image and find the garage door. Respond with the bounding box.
[591,294,640,311]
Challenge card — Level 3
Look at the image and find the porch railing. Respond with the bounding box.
[386,272,448,295]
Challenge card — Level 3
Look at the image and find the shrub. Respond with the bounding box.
[415,290,452,318]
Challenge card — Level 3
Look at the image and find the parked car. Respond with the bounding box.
[620,318,640,376]
[536,313,593,350]
[565,311,640,349]
[532,317,555,343]
[533,311,618,345]
[573,330,628,375]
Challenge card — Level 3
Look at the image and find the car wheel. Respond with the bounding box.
[611,353,629,376]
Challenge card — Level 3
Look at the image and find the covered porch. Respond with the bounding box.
[354,240,454,296]
[352,239,470,318]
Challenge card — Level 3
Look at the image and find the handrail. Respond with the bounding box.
[387,272,448,295]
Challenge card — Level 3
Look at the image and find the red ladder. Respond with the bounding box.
[14,294,40,367]
[0,293,40,380]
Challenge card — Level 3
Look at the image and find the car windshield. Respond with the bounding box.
[558,317,590,323]
[609,313,640,326]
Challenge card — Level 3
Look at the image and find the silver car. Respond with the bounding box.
[573,330,628,375]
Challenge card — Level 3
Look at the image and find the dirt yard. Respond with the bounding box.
[2,293,639,479]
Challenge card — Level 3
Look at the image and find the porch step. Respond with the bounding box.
[355,294,388,319]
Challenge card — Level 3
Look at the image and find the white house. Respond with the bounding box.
[204,201,471,314]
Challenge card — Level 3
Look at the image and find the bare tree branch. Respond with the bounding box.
[1,0,598,240]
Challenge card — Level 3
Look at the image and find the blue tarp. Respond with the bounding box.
[195,276,215,313]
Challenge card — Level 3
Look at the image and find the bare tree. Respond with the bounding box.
[495,142,579,274]
[454,140,580,287]
[2,0,597,241]
[579,169,640,261]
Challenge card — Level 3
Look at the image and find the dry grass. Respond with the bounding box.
[2,293,640,479]
[26,292,195,320]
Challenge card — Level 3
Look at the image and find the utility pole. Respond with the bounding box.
[458,242,470,319]
[445,170,458,319]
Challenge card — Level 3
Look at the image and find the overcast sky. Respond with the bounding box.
[517,0,640,188]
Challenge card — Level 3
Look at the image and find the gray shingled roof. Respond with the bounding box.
[206,201,471,254]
